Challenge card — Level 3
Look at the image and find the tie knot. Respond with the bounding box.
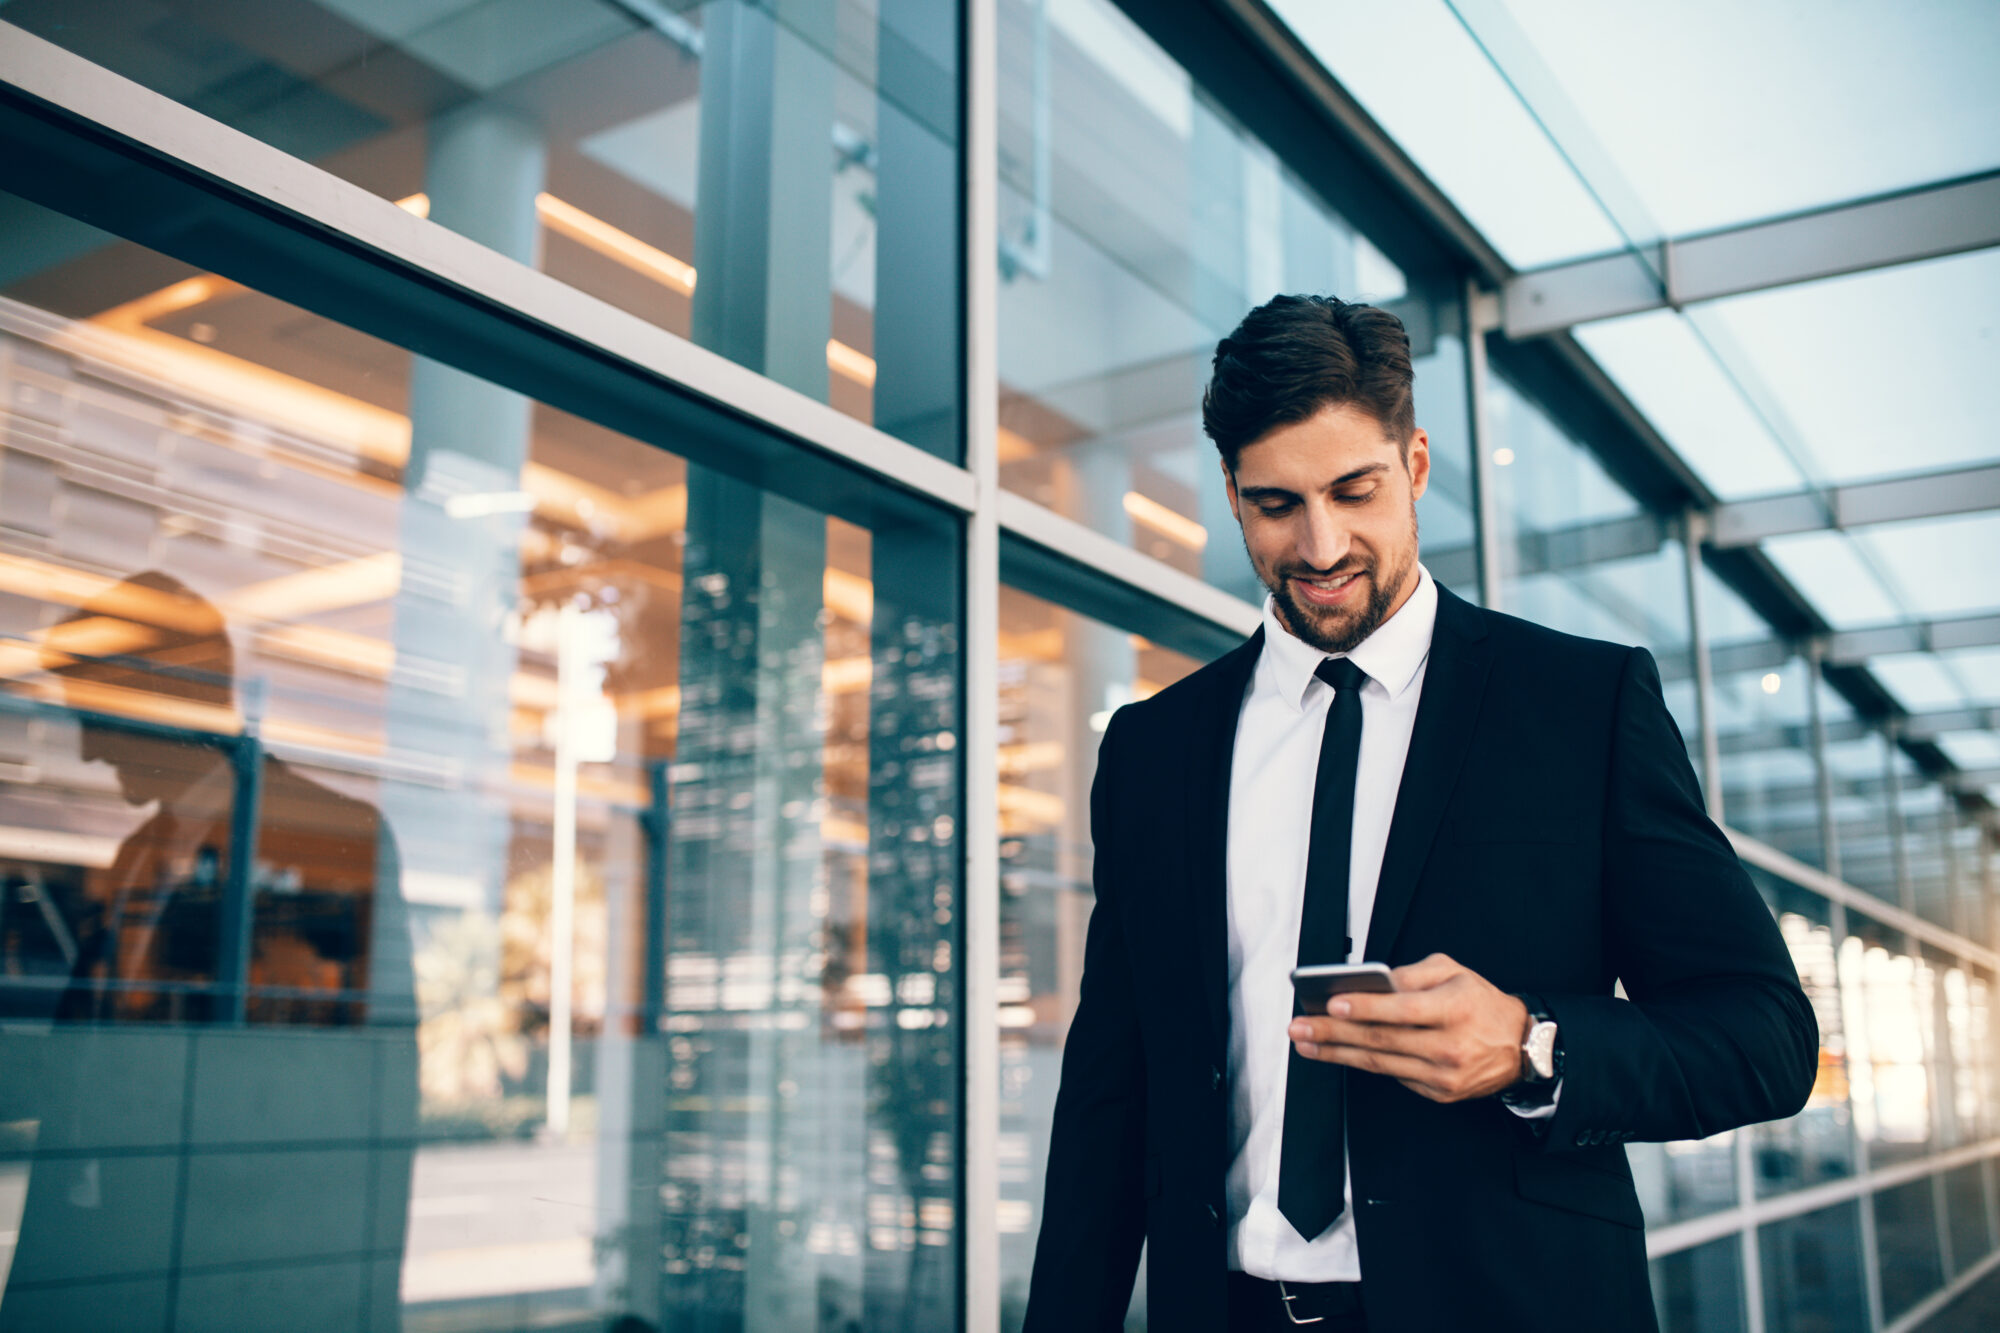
[1315,657,1367,694]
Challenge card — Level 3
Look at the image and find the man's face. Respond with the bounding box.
[1225,403,1430,655]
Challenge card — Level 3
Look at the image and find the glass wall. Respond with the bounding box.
[0,195,962,1331]
[5,0,964,458]
[992,0,1472,605]
[1485,372,1695,739]
[1753,871,1856,1199]
[993,585,1199,1332]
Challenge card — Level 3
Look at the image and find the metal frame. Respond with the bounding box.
[1712,462,2000,547]
[1504,172,2000,337]
[963,1,1002,1328]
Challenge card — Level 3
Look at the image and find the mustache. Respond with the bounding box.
[1280,561,1373,582]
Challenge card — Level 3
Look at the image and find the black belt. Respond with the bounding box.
[1227,1271,1367,1329]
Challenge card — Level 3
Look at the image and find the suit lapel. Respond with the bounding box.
[1363,586,1494,963]
[1186,627,1263,1055]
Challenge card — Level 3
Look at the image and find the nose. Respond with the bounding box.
[1295,499,1352,572]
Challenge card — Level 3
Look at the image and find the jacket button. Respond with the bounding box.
[1210,1066,1224,1093]
[1574,1131,1592,1147]
[1205,1203,1222,1229]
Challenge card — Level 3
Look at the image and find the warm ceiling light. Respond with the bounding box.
[1761,672,1783,695]
[824,568,873,625]
[1123,492,1207,550]
[826,338,877,387]
[1492,447,1516,467]
[536,192,696,295]
[995,427,1037,464]
[396,193,430,218]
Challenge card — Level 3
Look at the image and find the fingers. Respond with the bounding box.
[1295,1044,1453,1100]
[1328,985,1453,1026]
[1290,1012,1436,1050]
[1388,952,1463,993]
[1290,1017,1450,1063]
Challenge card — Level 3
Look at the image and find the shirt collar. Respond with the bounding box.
[1256,563,1438,713]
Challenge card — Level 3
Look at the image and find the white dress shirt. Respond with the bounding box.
[1223,566,1438,1282]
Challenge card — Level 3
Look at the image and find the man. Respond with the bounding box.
[1024,296,1817,1332]
[0,570,416,1330]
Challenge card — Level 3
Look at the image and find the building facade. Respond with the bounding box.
[0,3,1995,1332]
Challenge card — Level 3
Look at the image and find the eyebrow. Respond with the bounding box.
[1237,463,1390,501]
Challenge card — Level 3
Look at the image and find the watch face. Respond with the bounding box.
[1526,1021,1558,1081]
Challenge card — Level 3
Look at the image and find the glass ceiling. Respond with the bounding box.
[1267,0,2000,844]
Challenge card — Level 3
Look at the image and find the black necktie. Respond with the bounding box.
[1278,656,1368,1241]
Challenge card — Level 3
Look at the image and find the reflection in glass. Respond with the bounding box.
[1753,882,1855,1198]
[1945,1163,1994,1271]
[993,0,1463,596]
[1758,1201,1870,1333]
[1627,1134,1737,1229]
[1483,373,1696,740]
[1650,1237,1746,1333]
[6,0,964,457]
[1872,1178,1945,1323]
[994,586,1201,1333]
[1710,631,1825,870]
[1840,925,1936,1167]
[1943,964,1990,1148]
[0,197,961,1331]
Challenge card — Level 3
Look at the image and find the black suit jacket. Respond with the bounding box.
[1024,585,1817,1333]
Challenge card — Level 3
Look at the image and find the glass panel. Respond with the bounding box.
[1626,1134,1737,1228]
[0,198,962,1331]
[1573,310,1807,501]
[1697,249,2000,487]
[1484,372,1702,738]
[1751,872,1856,1198]
[1856,512,2000,622]
[1650,1237,1746,1333]
[1945,1164,1993,1270]
[1265,0,1624,268]
[995,585,1202,1333]
[1823,730,1897,907]
[1841,917,1938,1167]
[1759,532,1903,631]
[1873,1177,1946,1323]
[995,0,1463,601]
[6,0,965,458]
[1704,566,1826,865]
[1477,5,2000,237]
[1758,1201,1871,1333]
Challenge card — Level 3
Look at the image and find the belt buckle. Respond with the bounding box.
[1277,1279,1325,1326]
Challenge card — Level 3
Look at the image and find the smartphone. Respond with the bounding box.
[1290,962,1397,1015]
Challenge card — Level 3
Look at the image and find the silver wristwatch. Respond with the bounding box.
[1521,1014,1559,1083]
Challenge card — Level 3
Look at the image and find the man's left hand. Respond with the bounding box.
[1288,953,1529,1104]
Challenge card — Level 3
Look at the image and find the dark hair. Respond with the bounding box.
[1200,294,1415,469]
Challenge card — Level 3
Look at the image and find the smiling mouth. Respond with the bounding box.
[1291,571,1364,606]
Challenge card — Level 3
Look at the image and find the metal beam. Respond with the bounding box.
[1658,612,2000,684]
[1711,463,2000,547]
[1825,612,2000,666]
[1423,511,1668,588]
[1715,707,2000,757]
[1504,171,2000,337]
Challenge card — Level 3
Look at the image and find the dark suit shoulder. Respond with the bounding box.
[1469,601,1636,670]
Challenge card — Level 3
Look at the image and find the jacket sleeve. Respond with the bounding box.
[1537,647,1819,1153]
[1023,709,1147,1331]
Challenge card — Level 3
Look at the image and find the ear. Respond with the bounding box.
[1221,456,1241,521]
[1405,429,1431,503]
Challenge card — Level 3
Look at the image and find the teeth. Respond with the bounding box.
[1304,574,1356,590]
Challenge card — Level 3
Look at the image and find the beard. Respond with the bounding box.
[1255,511,1419,656]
